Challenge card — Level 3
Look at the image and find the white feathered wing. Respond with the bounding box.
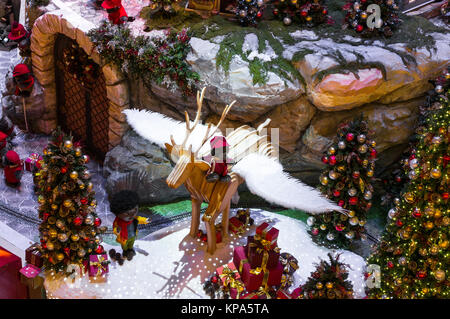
[231,153,345,214]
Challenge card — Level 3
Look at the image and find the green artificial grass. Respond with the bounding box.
[142,200,208,217]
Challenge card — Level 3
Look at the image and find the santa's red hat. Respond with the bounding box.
[13,64,31,77]
[102,0,122,9]
[8,22,28,41]
[210,136,230,149]
[6,150,21,165]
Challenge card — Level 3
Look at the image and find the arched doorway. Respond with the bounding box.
[54,34,110,161]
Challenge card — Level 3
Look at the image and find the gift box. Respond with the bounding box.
[88,254,109,280]
[276,289,292,299]
[291,287,304,299]
[19,264,45,298]
[229,216,244,234]
[241,287,276,299]
[246,235,280,269]
[25,243,43,268]
[0,246,28,299]
[215,262,245,299]
[233,246,283,292]
[25,153,43,172]
[255,222,278,249]
[236,209,253,226]
[280,252,299,276]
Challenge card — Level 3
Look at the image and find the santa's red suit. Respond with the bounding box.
[102,0,128,25]
[3,150,23,186]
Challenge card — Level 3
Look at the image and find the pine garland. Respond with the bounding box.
[87,21,200,96]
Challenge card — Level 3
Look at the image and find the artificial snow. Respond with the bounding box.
[44,209,367,299]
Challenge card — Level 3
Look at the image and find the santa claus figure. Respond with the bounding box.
[101,0,134,25]
[3,150,23,187]
[12,63,34,97]
[203,136,234,183]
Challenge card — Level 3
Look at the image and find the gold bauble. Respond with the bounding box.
[316,282,323,290]
[434,209,442,218]
[56,253,65,261]
[348,210,356,217]
[320,224,327,230]
[362,159,369,167]
[63,199,73,208]
[430,168,441,179]
[320,175,329,186]
[404,192,415,203]
[306,16,312,21]
[38,195,45,204]
[70,234,80,241]
[70,171,79,179]
[425,221,434,230]
[49,229,57,238]
[366,170,374,177]
[75,148,82,157]
[87,182,93,191]
[439,240,449,249]
[51,204,58,210]
[79,183,85,190]
[430,245,439,255]
[435,269,445,281]
[64,140,73,149]
[326,282,333,289]
[349,217,359,226]
[424,206,435,216]
[46,242,54,250]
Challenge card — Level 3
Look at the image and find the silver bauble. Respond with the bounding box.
[283,17,292,25]
[338,141,346,149]
[307,216,316,227]
[326,233,335,241]
[409,158,419,169]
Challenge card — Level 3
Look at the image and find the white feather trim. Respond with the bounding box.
[231,153,345,214]
[123,109,222,153]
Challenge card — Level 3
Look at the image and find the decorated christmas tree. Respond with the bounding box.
[307,116,377,249]
[36,128,106,273]
[366,69,450,299]
[272,0,329,27]
[300,253,354,299]
[235,0,265,26]
[343,0,401,37]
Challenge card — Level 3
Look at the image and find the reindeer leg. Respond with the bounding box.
[189,197,201,237]
[222,202,230,240]
[205,219,217,255]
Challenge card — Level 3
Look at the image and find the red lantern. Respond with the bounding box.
[94,217,102,227]
[73,216,83,226]
[322,156,329,164]
[349,197,358,205]
[356,25,363,32]
[95,245,104,254]
[329,155,337,166]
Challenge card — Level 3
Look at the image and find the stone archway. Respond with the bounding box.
[30,10,128,150]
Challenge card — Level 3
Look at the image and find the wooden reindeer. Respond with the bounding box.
[124,88,345,255]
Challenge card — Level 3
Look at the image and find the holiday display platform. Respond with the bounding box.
[43,209,366,299]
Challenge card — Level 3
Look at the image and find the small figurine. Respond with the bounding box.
[7,22,28,46]
[3,150,23,187]
[203,136,233,183]
[109,190,149,264]
[13,63,34,97]
[101,0,134,25]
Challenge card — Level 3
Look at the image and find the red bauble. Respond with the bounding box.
[352,171,360,179]
[356,25,363,32]
[311,228,319,235]
[370,149,377,158]
[73,216,83,226]
[416,270,427,279]
[329,155,337,166]
[64,247,70,256]
[273,9,279,15]
[322,9,328,15]
[42,243,47,249]
[396,219,403,227]
[211,276,218,284]
[333,190,341,197]
[346,133,355,141]
[338,200,345,207]
[43,213,50,221]
[61,167,68,174]
[257,11,262,18]
[321,156,329,164]
[395,176,402,183]
[349,197,358,205]
[81,198,88,205]
[409,154,416,160]
[95,245,104,254]
[94,217,102,227]
[335,224,344,231]
[387,261,394,268]
[412,208,421,218]
[201,234,207,242]
[301,10,308,17]
[442,192,449,200]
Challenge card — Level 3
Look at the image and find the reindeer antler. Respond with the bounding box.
[195,100,236,157]
[169,87,206,148]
